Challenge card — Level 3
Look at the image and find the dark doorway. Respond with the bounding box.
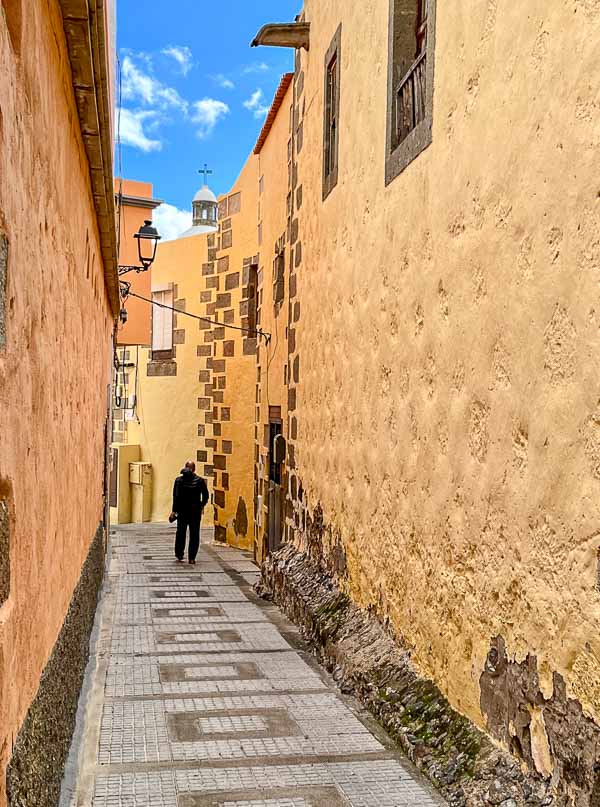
[267,416,283,554]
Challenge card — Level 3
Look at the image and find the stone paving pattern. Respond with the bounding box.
[64,523,445,807]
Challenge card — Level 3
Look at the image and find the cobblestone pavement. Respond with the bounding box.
[62,523,446,807]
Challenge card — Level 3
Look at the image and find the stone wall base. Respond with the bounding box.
[6,524,105,807]
[258,543,556,807]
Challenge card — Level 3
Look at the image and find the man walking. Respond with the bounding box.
[170,461,209,564]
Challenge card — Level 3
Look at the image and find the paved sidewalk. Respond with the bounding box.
[62,523,445,807]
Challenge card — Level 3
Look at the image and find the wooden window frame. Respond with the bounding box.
[247,264,259,337]
[273,247,285,306]
[150,286,175,360]
[385,0,437,185]
[222,229,233,250]
[322,24,342,201]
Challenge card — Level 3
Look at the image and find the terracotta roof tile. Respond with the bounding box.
[253,73,294,155]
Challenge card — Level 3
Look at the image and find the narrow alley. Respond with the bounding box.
[62,524,445,807]
[3,1,600,805]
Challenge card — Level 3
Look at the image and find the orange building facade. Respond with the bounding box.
[0,2,117,805]
[114,179,162,347]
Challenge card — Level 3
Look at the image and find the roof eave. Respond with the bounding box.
[59,0,120,317]
[253,73,294,155]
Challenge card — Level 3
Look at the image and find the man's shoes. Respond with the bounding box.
[189,559,196,565]
[176,557,184,563]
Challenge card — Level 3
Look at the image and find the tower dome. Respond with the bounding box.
[193,185,217,204]
[180,166,219,239]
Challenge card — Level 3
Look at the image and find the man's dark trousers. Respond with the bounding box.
[175,508,202,561]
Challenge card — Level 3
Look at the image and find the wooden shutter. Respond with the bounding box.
[152,289,173,351]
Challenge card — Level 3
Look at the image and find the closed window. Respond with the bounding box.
[151,288,173,355]
[248,264,258,337]
[273,249,285,305]
[323,25,342,200]
[324,58,338,175]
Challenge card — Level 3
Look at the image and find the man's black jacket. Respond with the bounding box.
[172,470,209,514]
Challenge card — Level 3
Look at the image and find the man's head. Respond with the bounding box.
[185,460,196,473]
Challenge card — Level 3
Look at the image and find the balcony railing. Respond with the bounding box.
[396,49,427,144]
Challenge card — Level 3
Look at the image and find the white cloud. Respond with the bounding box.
[117,108,162,152]
[121,55,188,113]
[243,62,270,74]
[243,89,270,119]
[153,203,192,241]
[191,98,230,138]
[214,74,235,90]
[118,53,230,146]
[162,45,193,76]
[121,56,155,104]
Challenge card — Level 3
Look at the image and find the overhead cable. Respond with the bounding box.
[120,285,271,342]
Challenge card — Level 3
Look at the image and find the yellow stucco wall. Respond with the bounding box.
[126,233,214,522]
[284,0,600,746]
[254,81,294,564]
[119,162,260,542]
[210,158,259,550]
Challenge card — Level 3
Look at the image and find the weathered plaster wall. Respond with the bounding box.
[5,526,105,807]
[285,0,600,789]
[0,0,113,802]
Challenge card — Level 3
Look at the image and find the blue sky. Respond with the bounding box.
[116,0,299,239]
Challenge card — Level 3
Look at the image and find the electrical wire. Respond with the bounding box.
[121,286,272,342]
[133,344,140,423]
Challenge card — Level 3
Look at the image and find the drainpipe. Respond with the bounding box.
[251,22,310,51]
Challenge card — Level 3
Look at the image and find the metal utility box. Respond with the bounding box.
[109,443,140,525]
[129,462,152,523]
[129,463,142,485]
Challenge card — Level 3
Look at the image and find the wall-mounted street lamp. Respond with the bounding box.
[117,220,161,326]
[118,220,161,275]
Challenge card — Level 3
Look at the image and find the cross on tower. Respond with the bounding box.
[198,164,213,185]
